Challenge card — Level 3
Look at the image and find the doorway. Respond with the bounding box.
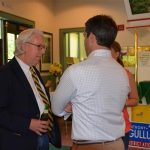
[59,27,87,70]
[0,11,35,65]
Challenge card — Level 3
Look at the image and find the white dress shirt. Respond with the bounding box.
[51,49,130,141]
[15,56,44,115]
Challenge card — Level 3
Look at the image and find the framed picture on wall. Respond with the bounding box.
[124,0,150,28]
[124,0,150,20]
[40,32,53,72]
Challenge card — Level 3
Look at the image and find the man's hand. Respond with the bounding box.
[29,119,49,135]
[64,102,72,113]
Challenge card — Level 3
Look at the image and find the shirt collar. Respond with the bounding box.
[88,49,112,58]
[15,56,30,74]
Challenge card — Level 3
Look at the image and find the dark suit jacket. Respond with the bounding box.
[0,57,61,150]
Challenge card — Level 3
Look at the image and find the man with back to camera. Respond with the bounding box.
[51,15,130,150]
[0,28,61,150]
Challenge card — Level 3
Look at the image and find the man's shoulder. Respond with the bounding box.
[0,60,12,72]
[0,58,20,78]
[67,60,88,71]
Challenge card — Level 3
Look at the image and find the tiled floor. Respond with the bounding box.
[57,117,148,150]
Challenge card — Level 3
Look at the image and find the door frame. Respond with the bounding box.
[59,27,84,71]
[0,11,35,65]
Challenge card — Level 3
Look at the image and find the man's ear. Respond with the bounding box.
[21,43,26,52]
[89,32,96,44]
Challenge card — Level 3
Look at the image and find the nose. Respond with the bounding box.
[40,47,46,55]
[42,47,45,52]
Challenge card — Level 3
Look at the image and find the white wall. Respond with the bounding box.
[0,0,54,33]
[0,0,150,64]
[52,0,137,62]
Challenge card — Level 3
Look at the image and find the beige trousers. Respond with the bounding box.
[71,138,124,150]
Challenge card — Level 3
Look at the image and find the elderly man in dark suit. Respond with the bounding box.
[0,28,61,150]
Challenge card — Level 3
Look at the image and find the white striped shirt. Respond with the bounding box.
[51,49,130,141]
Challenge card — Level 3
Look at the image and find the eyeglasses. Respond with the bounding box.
[25,42,46,50]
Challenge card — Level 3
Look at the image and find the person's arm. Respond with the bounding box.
[51,68,75,116]
[125,70,139,107]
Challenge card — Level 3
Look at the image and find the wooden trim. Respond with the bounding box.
[0,11,35,27]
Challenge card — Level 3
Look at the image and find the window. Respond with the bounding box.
[59,27,87,70]
[7,33,16,61]
[65,32,86,60]
[0,11,35,65]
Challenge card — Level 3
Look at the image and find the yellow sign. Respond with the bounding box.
[131,105,150,123]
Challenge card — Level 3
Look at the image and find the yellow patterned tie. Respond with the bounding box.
[30,67,53,136]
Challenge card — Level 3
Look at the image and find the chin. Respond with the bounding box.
[33,61,39,66]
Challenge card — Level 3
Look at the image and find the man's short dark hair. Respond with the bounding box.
[85,15,118,48]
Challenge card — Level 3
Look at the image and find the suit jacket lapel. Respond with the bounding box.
[9,57,39,109]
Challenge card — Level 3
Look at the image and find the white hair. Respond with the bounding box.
[14,28,44,56]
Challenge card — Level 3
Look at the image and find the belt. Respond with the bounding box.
[73,138,121,145]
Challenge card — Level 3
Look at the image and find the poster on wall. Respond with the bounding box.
[138,51,150,82]
[123,0,150,28]
[129,122,150,149]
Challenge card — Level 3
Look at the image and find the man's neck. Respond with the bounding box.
[97,45,109,50]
